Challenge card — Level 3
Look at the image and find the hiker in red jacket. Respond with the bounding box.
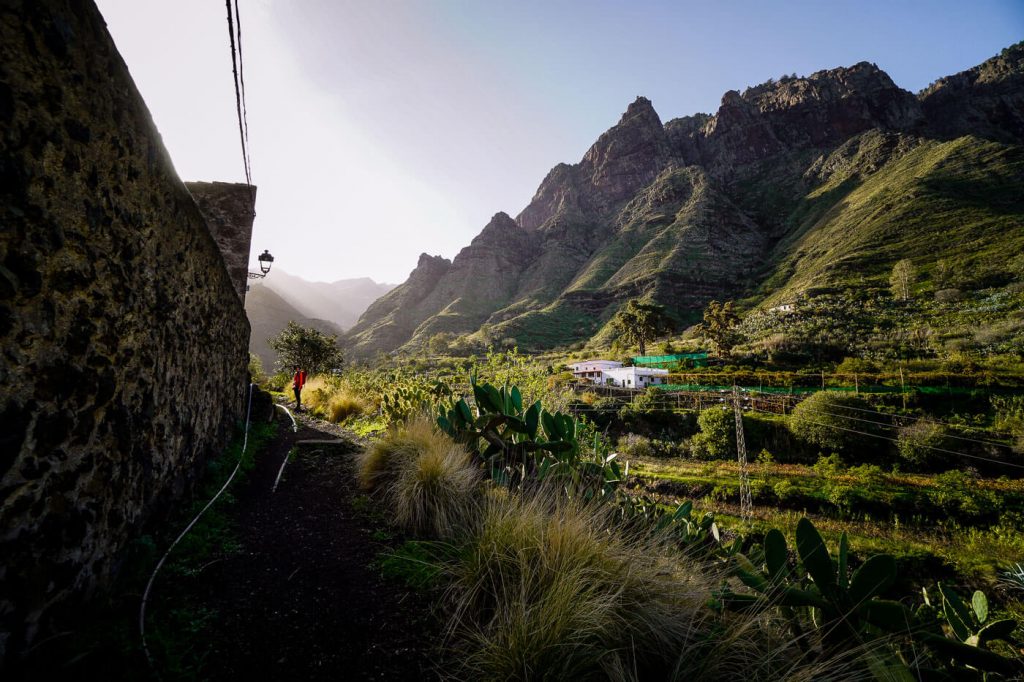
[292,366,307,411]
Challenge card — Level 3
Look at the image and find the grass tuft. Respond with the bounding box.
[356,414,450,491]
[445,489,718,680]
[388,442,480,539]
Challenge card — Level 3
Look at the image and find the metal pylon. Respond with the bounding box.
[733,386,753,521]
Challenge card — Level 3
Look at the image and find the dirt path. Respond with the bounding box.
[199,408,444,681]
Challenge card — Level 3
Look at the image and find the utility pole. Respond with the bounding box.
[733,386,753,521]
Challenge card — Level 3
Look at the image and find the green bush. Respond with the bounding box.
[929,470,999,519]
[788,392,881,457]
[691,407,735,460]
[773,479,799,501]
[617,433,653,458]
[896,421,948,470]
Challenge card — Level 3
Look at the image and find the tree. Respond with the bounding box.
[609,300,674,356]
[427,332,453,355]
[890,259,915,300]
[700,300,742,356]
[691,407,735,460]
[788,392,880,456]
[269,321,344,375]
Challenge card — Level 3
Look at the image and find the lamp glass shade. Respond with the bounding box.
[257,250,274,275]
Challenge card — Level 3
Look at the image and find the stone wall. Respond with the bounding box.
[186,181,257,302]
[0,0,252,661]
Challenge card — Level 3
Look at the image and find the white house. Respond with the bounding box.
[603,366,669,389]
[569,359,622,384]
[770,302,797,314]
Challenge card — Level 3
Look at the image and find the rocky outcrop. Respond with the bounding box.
[0,0,251,662]
[345,43,1024,356]
[920,41,1024,144]
[697,63,923,176]
[344,253,452,355]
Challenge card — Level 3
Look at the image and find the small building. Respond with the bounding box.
[569,359,623,383]
[770,302,797,314]
[604,366,669,389]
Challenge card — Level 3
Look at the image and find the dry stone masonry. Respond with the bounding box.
[0,0,253,662]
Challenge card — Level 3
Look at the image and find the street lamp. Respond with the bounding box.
[248,249,274,279]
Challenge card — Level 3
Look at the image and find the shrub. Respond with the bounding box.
[929,470,999,519]
[835,357,879,374]
[812,453,845,477]
[617,433,654,459]
[691,407,735,460]
[896,421,947,470]
[248,352,267,385]
[773,479,798,501]
[788,392,880,457]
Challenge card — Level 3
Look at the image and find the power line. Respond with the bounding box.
[233,0,252,184]
[748,405,1024,472]
[737,385,1018,441]
[749,392,1015,450]
[225,0,253,190]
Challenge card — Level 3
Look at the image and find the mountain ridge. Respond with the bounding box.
[344,43,1024,357]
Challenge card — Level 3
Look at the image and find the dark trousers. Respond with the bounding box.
[293,386,302,410]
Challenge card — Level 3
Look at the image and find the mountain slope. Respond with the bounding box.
[344,42,1024,357]
[245,283,342,371]
[261,269,395,331]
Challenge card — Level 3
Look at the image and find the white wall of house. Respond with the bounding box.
[603,367,669,388]
[570,359,622,383]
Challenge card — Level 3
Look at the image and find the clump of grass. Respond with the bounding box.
[300,375,369,423]
[445,489,718,680]
[358,414,480,538]
[299,375,334,413]
[328,392,366,422]
[389,442,479,539]
[356,414,449,491]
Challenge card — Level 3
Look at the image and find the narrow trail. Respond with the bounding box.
[197,408,443,681]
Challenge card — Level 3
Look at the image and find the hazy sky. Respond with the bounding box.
[96,0,1023,284]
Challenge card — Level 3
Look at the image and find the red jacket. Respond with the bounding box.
[293,370,306,389]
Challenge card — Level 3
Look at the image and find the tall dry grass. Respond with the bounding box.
[359,421,874,680]
[357,414,480,539]
[443,489,726,680]
[301,376,369,423]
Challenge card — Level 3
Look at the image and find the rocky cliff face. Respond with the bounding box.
[920,42,1024,144]
[0,0,251,661]
[346,42,1024,356]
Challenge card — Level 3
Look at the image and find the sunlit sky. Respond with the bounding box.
[96,0,1023,284]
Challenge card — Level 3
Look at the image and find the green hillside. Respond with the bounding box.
[759,133,1024,304]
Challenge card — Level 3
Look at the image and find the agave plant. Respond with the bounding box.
[1002,563,1024,593]
[715,518,1023,677]
[437,374,621,497]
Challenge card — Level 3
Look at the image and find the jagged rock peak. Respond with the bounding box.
[620,95,661,124]
[473,211,526,245]
[485,211,517,229]
[416,252,450,269]
[920,42,1024,97]
[918,41,1024,144]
